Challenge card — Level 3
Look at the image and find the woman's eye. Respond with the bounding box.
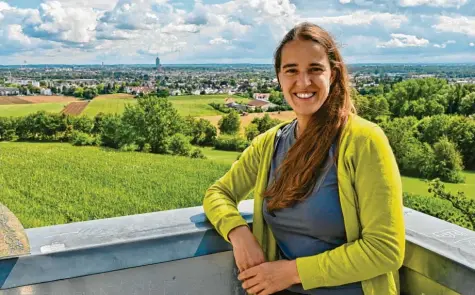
[285,69,297,74]
[310,68,323,72]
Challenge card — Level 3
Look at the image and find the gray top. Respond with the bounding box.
[263,120,363,294]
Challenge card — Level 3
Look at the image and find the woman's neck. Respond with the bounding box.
[295,115,311,139]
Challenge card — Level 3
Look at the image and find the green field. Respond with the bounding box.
[0,142,230,228]
[81,94,248,117]
[2,142,472,229]
[169,94,249,117]
[0,102,68,117]
[82,94,137,117]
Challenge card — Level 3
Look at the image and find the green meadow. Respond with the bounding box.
[0,102,68,117]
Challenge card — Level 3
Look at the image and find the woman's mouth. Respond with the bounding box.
[293,92,316,100]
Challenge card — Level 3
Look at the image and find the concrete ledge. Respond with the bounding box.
[1,202,474,295]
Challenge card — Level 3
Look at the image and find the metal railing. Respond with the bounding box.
[1,200,474,295]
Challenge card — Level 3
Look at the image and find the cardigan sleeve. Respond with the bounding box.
[203,134,263,243]
[295,125,405,290]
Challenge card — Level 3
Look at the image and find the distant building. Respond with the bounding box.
[40,88,52,96]
[247,99,275,111]
[125,86,154,95]
[253,93,270,101]
[0,87,20,96]
[32,81,40,88]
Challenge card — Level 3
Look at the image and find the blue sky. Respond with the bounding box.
[0,0,474,65]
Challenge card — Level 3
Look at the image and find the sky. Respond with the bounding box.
[0,0,474,65]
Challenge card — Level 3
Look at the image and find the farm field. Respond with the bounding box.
[0,102,69,117]
[81,94,136,117]
[20,95,78,103]
[0,96,31,105]
[61,101,90,115]
[168,94,249,117]
[0,142,230,229]
[200,110,297,134]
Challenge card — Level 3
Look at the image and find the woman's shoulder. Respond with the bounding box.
[344,114,388,143]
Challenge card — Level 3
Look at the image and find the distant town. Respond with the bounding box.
[1,59,475,101]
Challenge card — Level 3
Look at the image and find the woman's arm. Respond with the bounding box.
[296,125,405,290]
[203,134,263,243]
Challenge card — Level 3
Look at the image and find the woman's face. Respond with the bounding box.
[278,39,334,118]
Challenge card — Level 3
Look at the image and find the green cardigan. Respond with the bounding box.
[203,114,405,295]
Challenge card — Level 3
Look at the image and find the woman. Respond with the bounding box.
[203,22,405,295]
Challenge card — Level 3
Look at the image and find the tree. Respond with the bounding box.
[251,113,282,133]
[121,96,184,153]
[245,123,260,141]
[431,137,465,183]
[184,117,217,146]
[167,133,192,156]
[460,92,475,115]
[73,87,84,98]
[269,90,284,105]
[218,110,241,135]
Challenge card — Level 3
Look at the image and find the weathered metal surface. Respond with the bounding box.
[0,251,246,295]
[0,201,474,295]
[0,204,29,260]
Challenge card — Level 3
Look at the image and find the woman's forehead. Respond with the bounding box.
[280,40,329,67]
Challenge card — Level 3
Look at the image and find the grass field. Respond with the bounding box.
[82,94,136,117]
[168,94,249,117]
[0,102,69,117]
[3,141,472,229]
[0,142,230,229]
[200,111,297,134]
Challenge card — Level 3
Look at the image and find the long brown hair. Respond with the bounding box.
[265,22,355,212]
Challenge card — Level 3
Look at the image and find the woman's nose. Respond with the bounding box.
[296,72,311,87]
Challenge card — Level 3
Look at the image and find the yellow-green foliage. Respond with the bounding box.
[0,142,230,229]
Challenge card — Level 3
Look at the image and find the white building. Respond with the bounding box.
[40,88,52,96]
[0,87,20,96]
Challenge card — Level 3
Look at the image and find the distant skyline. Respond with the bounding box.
[1,0,474,65]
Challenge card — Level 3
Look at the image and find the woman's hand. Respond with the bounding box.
[228,226,266,272]
[237,260,300,295]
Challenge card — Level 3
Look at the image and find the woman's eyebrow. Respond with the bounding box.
[282,62,326,69]
[282,63,297,69]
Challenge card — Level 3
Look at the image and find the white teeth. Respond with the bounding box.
[295,92,314,99]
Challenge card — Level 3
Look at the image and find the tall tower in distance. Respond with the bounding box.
[156,56,161,70]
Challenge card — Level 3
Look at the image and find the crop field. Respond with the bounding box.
[61,101,90,115]
[0,142,231,229]
[20,96,78,103]
[0,96,31,105]
[168,94,249,117]
[81,94,136,117]
[0,102,69,117]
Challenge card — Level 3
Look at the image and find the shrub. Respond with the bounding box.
[218,110,241,135]
[213,135,250,152]
[403,192,473,230]
[190,148,207,159]
[431,137,465,183]
[70,131,99,146]
[0,117,17,141]
[245,123,260,141]
[167,133,192,156]
[98,113,123,149]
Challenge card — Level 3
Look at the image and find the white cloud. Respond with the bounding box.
[433,16,475,36]
[377,33,429,48]
[209,37,230,45]
[399,0,468,8]
[470,42,474,46]
[433,39,456,48]
[308,11,408,28]
[340,0,352,3]
[23,1,99,44]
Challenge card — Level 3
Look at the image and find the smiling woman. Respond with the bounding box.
[204,22,405,295]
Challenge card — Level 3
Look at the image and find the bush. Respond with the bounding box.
[69,116,94,133]
[190,148,207,159]
[16,111,68,141]
[0,117,17,141]
[98,114,123,149]
[218,110,241,135]
[251,114,283,133]
[167,133,192,156]
[245,123,260,141]
[70,131,99,146]
[209,102,231,114]
[184,117,217,146]
[403,192,473,230]
[213,135,250,152]
[431,137,465,183]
